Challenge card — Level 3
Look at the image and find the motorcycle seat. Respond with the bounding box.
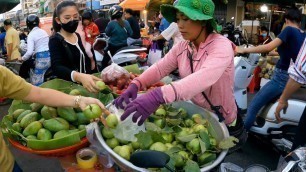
[116,46,143,52]
[290,88,306,102]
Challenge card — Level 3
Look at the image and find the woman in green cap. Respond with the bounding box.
[115,0,246,151]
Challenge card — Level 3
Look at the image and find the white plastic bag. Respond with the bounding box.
[108,104,145,142]
[148,42,162,66]
[101,63,130,89]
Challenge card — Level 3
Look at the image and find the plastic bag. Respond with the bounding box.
[86,122,114,168]
[108,104,145,142]
[101,63,130,89]
[148,42,162,66]
[219,162,243,172]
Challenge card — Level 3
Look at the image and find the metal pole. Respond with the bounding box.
[91,0,92,11]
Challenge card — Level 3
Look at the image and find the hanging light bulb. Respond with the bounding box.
[260,4,268,13]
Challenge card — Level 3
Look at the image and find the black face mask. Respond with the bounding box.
[61,20,79,33]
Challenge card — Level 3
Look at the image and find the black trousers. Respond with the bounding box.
[19,58,35,80]
[291,107,306,151]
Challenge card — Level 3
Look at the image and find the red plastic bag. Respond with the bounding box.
[101,63,130,90]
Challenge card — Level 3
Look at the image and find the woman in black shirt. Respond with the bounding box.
[49,1,100,93]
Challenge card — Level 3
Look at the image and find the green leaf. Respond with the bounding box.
[199,131,211,149]
[207,122,217,138]
[166,146,182,155]
[168,111,179,117]
[98,93,114,105]
[145,122,161,132]
[166,118,182,126]
[161,156,175,172]
[124,64,141,74]
[161,125,174,133]
[149,131,166,143]
[177,134,197,142]
[184,159,200,172]
[199,138,207,154]
[218,136,239,150]
[136,131,153,149]
[199,153,217,167]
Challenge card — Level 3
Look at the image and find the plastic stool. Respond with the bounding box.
[248,66,262,93]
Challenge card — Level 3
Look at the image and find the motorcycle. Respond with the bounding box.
[234,46,305,155]
[93,34,148,70]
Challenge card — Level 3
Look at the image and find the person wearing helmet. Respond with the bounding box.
[82,11,99,70]
[114,0,246,152]
[18,14,51,86]
[103,5,133,68]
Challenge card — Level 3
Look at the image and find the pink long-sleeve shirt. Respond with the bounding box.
[133,33,237,124]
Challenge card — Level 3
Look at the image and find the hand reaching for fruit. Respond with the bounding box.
[113,83,138,109]
[75,73,101,93]
[121,88,165,126]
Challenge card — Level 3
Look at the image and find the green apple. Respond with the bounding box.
[149,142,167,152]
[184,119,195,127]
[173,153,185,168]
[106,114,118,128]
[106,138,119,149]
[165,143,174,150]
[162,133,174,143]
[193,124,208,134]
[96,81,107,91]
[186,138,201,154]
[154,118,166,128]
[155,108,166,116]
[192,113,203,123]
[118,145,131,160]
[102,127,114,139]
[131,141,140,149]
[69,89,81,95]
[83,104,102,120]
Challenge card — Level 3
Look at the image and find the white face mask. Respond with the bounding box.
[158,14,162,19]
[234,34,239,38]
[223,34,228,38]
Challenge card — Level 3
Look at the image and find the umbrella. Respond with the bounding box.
[0,0,20,14]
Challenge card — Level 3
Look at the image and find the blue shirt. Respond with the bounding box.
[277,26,305,70]
[105,20,133,47]
[159,18,170,32]
[0,32,6,53]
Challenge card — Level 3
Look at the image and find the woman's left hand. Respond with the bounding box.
[235,47,244,55]
[121,88,165,126]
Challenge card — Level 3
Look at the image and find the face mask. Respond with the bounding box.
[223,34,228,38]
[61,20,79,33]
[158,14,162,19]
[262,33,267,37]
[234,34,239,38]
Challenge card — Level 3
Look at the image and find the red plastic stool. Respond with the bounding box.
[248,66,262,93]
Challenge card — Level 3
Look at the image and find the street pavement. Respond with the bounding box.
[0,93,281,172]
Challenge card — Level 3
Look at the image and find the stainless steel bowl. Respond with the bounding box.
[94,101,229,171]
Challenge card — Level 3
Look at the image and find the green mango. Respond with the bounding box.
[20,112,39,128]
[39,118,45,123]
[37,128,52,141]
[12,109,26,120]
[78,125,86,130]
[30,103,44,112]
[16,110,32,123]
[12,123,22,133]
[43,118,69,132]
[76,112,90,125]
[26,135,37,140]
[23,121,42,137]
[41,106,57,119]
[57,107,77,122]
[53,130,70,139]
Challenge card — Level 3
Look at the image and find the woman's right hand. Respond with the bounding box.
[75,72,101,93]
[113,83,138,109]
[235,47,245,55]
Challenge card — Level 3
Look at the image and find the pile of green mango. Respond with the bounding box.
[10,102,90,147]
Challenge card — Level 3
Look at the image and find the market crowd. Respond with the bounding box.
[0,0,305,171]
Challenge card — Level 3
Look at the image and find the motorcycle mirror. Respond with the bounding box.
[130,150,175,172]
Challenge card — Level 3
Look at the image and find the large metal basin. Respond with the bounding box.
[94,101,229,171]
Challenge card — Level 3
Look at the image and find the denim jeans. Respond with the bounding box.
[13,161,22,172]
[244,68,289,130]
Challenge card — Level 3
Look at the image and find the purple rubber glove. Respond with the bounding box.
[114,83,138,109]
[121,87,165,126]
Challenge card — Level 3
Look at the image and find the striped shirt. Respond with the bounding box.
[289,38,306,84]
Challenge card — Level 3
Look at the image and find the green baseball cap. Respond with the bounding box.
[161,0,217,31]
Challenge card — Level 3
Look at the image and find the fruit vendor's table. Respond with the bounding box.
[59,152,115,172]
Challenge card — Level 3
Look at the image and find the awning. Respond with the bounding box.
[119,0,150,11]
[0,0,20,13]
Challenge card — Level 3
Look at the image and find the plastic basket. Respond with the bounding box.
[8,137,89,157]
